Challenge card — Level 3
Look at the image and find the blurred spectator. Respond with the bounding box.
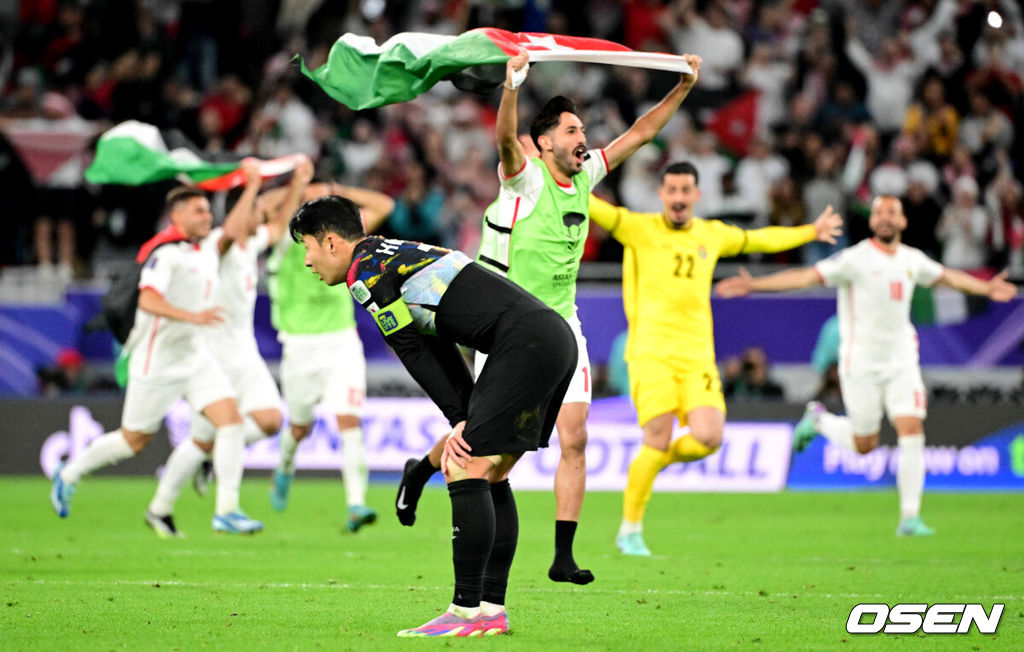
[844,17,929,136]
[741,41,792,131]
[249,77,317,158]
[902,74,959,162]
[958,89,1014,182]
[803,148,846,263]
[901,162,944,260]
[664,0,744,95]
[385,160,446,244]
[37,347,86,396]
[723,346,784,401]
[985,174,1024,277]
[937,175,991,269]
[766,178,806,263]
[736,134,789,226]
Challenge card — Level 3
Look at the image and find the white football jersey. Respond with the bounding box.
[815,238,944,374]
[128,235,220,380]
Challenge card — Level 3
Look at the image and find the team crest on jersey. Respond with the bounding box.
[562,211,585,250]
[350,280,371,303]
[698,245,707,259]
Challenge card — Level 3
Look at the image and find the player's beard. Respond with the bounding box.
[553,144,584,178]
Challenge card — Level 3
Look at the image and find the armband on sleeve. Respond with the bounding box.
[372,298,414,335]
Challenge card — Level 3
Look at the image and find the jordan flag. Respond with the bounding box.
[85,121,305,189]
[705,91,759,157]
[298,28,692,110]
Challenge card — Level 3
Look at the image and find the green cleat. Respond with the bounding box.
[347,505,377,532]
[896,517,935,537]
[616,532,651,556]
[793,401,824,453]
[270,469,292,512]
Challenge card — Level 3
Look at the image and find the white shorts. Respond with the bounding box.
[122,360,235,434]
[280,329,366,425]
[839,363,927,435]
[474,313,591,405]
[190,343,282,443]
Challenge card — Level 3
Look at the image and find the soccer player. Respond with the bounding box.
[291,195,576,637]
[715,194,1018,536]
[144,159,315,537]
[588,161,844,556]
[397,49,704,585]
[51,186,258,534]
[264,170,393,531]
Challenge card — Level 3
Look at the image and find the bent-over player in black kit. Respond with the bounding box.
[290,196,576,638]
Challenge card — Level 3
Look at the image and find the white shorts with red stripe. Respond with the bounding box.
[839,362,927,435]
[475,312,591,405]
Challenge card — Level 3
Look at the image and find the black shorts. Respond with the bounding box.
[462,306,577,456]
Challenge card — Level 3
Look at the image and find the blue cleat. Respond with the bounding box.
[896,516,935,537]
[50,461,75,518]
[793,401,824,453]
[270,469,292,512]
[212,511,264,534]
[346,505,377,532]
[616,532,652,557]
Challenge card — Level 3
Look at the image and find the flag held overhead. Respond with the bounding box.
[298,28,693,110]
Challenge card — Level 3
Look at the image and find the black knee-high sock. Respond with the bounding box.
[549,520,595,585]
[482,479,518,606]
[396,454,439,526]
[448,478,494,608]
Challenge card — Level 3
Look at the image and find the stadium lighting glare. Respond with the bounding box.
[987,11,1003,29]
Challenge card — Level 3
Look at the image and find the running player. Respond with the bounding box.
[264,171,393,531]
[715,194,1017,536]
[51,186,256,534]
[589,161,843,555]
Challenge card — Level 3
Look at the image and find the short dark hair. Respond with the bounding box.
[289,195,365,243]
[662,161,699,186]
[530,96,580,150]
[164,186,206,213]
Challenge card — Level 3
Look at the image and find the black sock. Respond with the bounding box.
[448,478,494,608]
[549,520,595,585]
[396,454,439,526]
[482,479,518,606]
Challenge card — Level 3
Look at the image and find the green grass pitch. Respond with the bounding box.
[2,476,1021,650]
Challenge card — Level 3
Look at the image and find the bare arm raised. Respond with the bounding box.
[495,51,530,179]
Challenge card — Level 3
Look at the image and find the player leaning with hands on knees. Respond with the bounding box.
[589,161,843,556]
[396,48,704,584]
[291,195,578,637]
[715,195,1017,536]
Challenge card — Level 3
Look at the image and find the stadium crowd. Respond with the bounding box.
[0,0,1022,283]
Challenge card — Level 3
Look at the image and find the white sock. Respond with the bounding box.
[340,426,368,507]
[149,438,207,516]
[447,603,481,619]
[897,433,926,520]
[617,519,643,537]
[817,411,856,452]
[480,601,505,616]
[278,429,301,475]
[243,416,265,446]
[61,430,134,484]
[213,423,246,516]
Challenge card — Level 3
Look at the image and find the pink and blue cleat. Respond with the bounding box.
[397,610,488,637]
[480,610,509,635]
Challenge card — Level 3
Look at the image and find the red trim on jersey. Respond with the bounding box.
[346,255,364,287]
[868,237,897,256]
[143,316,161,375]
[510,197,522,229]
[136,225,190,263]
[582,365,590,393]
[500,159,528,181]
[599,149,609,173]
[138,285,163,299]
[554,176,573,189]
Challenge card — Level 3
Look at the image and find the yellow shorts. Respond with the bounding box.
[628,357,725,427]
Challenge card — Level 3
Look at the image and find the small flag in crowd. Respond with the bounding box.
[84,121,304,189]
[298,27,693,110]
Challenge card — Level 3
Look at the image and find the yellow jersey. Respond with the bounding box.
[589,196,816,365]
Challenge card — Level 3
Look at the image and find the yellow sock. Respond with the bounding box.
[668,434,717,464]
[622,445,670,523]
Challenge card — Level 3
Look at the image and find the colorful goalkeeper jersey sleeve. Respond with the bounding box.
[589,196,814,364]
